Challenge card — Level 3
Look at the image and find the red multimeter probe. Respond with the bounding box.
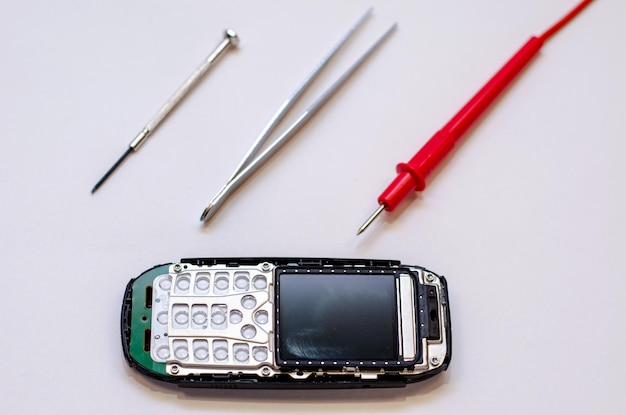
[358,0,595,235]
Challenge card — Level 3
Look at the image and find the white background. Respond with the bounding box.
[1,0,624,413]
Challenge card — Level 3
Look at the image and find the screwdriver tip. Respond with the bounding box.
[357,204,386,235]
[91,147,133,194]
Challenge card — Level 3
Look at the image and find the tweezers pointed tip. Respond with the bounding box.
[200,204,213,222]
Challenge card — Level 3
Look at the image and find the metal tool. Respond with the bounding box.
[91,29,239,194]
[200,10,396,222]
[357,0,595,235]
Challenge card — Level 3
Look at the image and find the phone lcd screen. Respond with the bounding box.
[276,273,398,363]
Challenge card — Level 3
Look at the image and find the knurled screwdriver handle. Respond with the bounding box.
[130,29,239,150]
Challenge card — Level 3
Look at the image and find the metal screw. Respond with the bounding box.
[430,357,440,366]
[261,367,271,376]
[173,264,182,272]
[261,262,271,272]
[425,273,435,283]
[171,365,179,374]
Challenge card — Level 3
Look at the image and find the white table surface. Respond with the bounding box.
[1,0,624,413]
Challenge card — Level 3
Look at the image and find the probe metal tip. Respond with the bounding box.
[91,147,133,194]
[357,204,386,235]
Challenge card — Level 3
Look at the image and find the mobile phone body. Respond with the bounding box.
[121,257,451,389]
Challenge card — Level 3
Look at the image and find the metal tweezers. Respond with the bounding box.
[200,8,396,222]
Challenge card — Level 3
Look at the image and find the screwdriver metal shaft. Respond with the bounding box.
[92,29,239,194]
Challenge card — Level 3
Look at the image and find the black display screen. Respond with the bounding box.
[277,273,398,362]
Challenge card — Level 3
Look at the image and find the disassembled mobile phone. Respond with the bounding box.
[121,257,451,388]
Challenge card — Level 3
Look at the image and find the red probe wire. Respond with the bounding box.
[357,0,595,235]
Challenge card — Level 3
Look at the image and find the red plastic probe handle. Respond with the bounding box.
[378,36,544,211]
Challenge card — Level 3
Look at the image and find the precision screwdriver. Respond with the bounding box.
[357,0,595,235]
[91,29,238,194]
